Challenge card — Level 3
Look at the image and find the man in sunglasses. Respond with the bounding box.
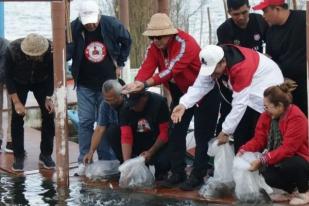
[123,13,221,191]
[217,0,268,52]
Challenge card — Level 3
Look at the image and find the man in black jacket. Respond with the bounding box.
[253,0,307,116]
[67,0,131,175]
[5,33,55,172]
[217,0,268,52]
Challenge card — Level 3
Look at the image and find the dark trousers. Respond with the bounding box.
[168,83,220,178]
[11,82,55,158]
[262,156,309,193]
[233,107,260,153]
[292,76,308,116]
[106,124,170,176]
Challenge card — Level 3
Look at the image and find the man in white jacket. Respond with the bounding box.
[171,45,284,152]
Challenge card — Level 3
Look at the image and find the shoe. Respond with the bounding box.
[0,139,2,150]
[5,142,13,153]
[39,154,55,169]
[179,174,203,191]
[74,163,85,176]
[159,172,186,188]
[289,192,309,205]
[11,157,24,172]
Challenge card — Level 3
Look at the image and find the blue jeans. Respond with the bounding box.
[77,85,115,163]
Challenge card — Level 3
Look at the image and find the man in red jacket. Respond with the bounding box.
[123,13,221,190]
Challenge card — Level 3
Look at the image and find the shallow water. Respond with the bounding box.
[0,173,216,206]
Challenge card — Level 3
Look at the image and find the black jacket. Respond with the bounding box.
[0,38,9,83]
[5,38,54,96]
[67,15,131,84]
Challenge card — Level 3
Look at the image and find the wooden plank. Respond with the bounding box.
[0,127,79,174]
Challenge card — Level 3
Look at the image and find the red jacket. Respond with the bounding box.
[240,105,309,166]
[135,30,201,93]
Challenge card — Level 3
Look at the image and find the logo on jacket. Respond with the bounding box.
[233,39,240,45]
[254,34,261,41]
[137,118,151,133]
[84,41,106,63]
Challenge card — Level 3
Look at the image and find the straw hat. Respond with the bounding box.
[143,13,178,37]
[21,33,49,57]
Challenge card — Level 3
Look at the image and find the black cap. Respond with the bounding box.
[126,92,147,108]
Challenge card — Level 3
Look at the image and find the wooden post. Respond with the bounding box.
[306,1,309,130]
[292,0,297,10]
[223,0,228,20]
[207,7,212,44]
[157,0,169,14]
[51,0,69,187]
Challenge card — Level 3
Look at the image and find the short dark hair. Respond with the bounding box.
[227,0,249,11]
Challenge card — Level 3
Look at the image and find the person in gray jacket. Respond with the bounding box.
[67,0,131,176]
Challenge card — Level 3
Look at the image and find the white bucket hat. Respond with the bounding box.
[21,33,49,57]
[79,0,100,25]
[199,45,225,76]
[143,13,178,37]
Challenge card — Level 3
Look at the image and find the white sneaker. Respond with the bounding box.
[289,192,309,205]
[74,163,85,176]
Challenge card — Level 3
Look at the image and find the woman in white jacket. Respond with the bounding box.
[171,44,284,152]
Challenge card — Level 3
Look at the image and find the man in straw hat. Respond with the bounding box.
[67,0,131,176]
[123,13,221,191]
[5,33,55,172]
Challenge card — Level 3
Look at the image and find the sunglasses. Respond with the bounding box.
[148,36,166,40]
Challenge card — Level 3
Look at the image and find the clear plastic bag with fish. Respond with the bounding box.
[199,139,235,198]
[85,160,120,180]
[118,156,155,189]
[233,152,273,204]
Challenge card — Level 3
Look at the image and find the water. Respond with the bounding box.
[0,173,218,206]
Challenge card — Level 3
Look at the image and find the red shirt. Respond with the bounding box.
[240,105,309,165]
[135,30,201,93]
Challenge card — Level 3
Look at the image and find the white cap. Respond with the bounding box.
[79,1,100,25]
[199,45,224,76]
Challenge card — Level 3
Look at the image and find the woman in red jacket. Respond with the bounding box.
[239,80,309,205]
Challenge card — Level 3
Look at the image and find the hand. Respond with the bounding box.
[140,150,153,162]
[14,102,26,116]
[171,104,186,123]
[217,131,229,145]
[122,81,145,94]
[116,67,122,79]
[83,151,94,165]
[45,98,54,114]
[249,159,261,171]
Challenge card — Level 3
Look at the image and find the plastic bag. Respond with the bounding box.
[118,156,155,189]
[233,152,273,204]
[200,139,235,198]
[85,160,120,180]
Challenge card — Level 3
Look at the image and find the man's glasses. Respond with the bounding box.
[148,36,164,40]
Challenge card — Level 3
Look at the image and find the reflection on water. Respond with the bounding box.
[0,173,210,206]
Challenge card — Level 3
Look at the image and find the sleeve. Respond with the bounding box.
[221,87,250,135]
[119,108,134,144]
[66,21,75,61]
[134,45,159,82]
[157,99,170,142]
[0,38,9,83]
[179,73,215,109]
[151,38,200,85]
[97,102,109,126]
[263,115,308,166]
[239,113,269,153]
[45,45,54,96]
[113,19,132,67]
[4,48,17,94]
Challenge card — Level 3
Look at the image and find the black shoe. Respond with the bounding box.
[179,174,203,191]
[39,154,55,169]
[159,172,186,188]
[12,157,24,172]
[5,142,13,153]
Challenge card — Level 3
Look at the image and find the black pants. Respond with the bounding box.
[262,156,309,193]
[11,82,55,158]
[168,83,220,178]
[106,124,170,176]
[233,107,260,153]
[292,75,308,116]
